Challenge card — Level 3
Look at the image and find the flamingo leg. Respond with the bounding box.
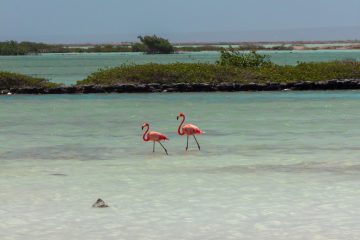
[193,135,201,150]
[186,135,189,151]
[153,141,155,152]
[158,141,168,155]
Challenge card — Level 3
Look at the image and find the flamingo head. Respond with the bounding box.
[141,122,149,130]
[177,112,185,120]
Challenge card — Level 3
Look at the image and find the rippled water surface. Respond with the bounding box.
[1,92,360,240]
[1,50,360,84]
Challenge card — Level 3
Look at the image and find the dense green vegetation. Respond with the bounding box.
[0,41,135,55]
[131,42,148,52]
[83,45,131,52]
[135,35,175,54]
[77,63,237,85]
[76,60,360,86]
[76,48,359,85]
[0,71,61,88]
[216,47,271,68]
[0,41,65,55]
[1,60,359,89]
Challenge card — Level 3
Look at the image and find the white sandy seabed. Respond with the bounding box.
[1,92,360,239]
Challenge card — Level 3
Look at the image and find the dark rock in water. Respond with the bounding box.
[326,79,338,89]
[313,81,326,90]
[241,82,260,91]
[64,86,78,94]
[217,83,235,91]
[3,79,360,94]
[102,85,116,93]
[80,85,104,94]
[293,82,313,90]
[265,82,281,91]
[257,83,267,91]
[279,83,289,90]
[233,83,242,90]
[121,84,138,93]
[164,87,177,92]
[147,83,161,92]
[109,85,124,93]
[10,87,44,94]
[47,87,68,94]
[51,173,67,176]
[92,198,109,208]
[192,83,213,91]
[174,83,191,92]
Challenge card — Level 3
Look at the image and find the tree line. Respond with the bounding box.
[0,36,175,55]
[0,35,297,56]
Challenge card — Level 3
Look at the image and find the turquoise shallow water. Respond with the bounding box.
[1,92,360,239]
[1,50,360,85]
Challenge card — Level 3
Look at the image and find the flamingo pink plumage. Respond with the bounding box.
[142,122,169,155]
[177,113,203,150]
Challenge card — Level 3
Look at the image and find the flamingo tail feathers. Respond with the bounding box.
[197,129,204,134]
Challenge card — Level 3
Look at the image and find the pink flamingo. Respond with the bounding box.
[177,113,204,150]
[142,122,169,155]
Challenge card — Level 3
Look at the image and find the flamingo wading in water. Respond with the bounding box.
[142,122,169,155]
[177,113,204,150]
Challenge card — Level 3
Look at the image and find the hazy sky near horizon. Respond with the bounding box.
[1,0,359,43]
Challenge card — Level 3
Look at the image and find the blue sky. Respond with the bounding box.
[1,0,359,43]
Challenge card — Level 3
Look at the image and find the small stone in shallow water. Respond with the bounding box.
[92,198,109,208]
[51,173,67,176]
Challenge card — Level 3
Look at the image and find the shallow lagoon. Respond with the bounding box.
[1,92,360,239]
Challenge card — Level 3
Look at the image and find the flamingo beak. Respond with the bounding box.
[141,126,144,130]
[176,116,179,120]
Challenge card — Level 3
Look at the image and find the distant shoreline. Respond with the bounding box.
[64,40,360,46]
[2,80,360,95]
[2,40,360,56]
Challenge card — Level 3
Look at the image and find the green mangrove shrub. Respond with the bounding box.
[0,71,61,88]
[131,42,148,52]
[76,61,360,85]
[216,47,271,68]
[137,35,175,54]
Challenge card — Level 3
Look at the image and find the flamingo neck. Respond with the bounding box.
[143,125,150,141]
[178,115,185,135]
